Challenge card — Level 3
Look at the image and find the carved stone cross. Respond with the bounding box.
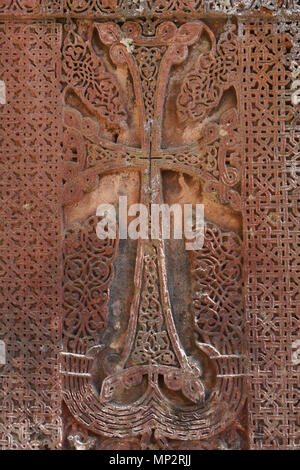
[61,19,245,444]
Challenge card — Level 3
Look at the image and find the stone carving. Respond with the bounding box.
[60,19,247,448]
[240,20,300,451]
[0,22,62,449]
[0,2,298,452]
[0,0,299,16]
[62,23,127,125]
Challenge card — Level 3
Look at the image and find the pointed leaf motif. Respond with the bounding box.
[130,245,178,367]
[62,24,127,125]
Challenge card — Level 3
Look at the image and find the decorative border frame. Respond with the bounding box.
[0,1,299,19]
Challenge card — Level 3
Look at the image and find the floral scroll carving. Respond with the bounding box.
[62,24,127,125]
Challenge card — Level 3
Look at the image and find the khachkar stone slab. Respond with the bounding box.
[0,2,299,451]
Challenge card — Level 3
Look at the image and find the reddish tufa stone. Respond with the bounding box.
[0,2,298,451]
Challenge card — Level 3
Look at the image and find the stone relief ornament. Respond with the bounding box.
[0,0,299,15]
[0,1,298,452]
[60,19,247,448]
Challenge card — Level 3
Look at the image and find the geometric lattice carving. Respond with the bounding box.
[240,20,300,450]
[0,22,62,449]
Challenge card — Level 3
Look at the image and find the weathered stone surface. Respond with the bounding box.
[0,1,300,18]
[0,1,299,451]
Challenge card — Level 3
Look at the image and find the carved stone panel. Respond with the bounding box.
[0,2,299,451]
[0,21,62,450]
